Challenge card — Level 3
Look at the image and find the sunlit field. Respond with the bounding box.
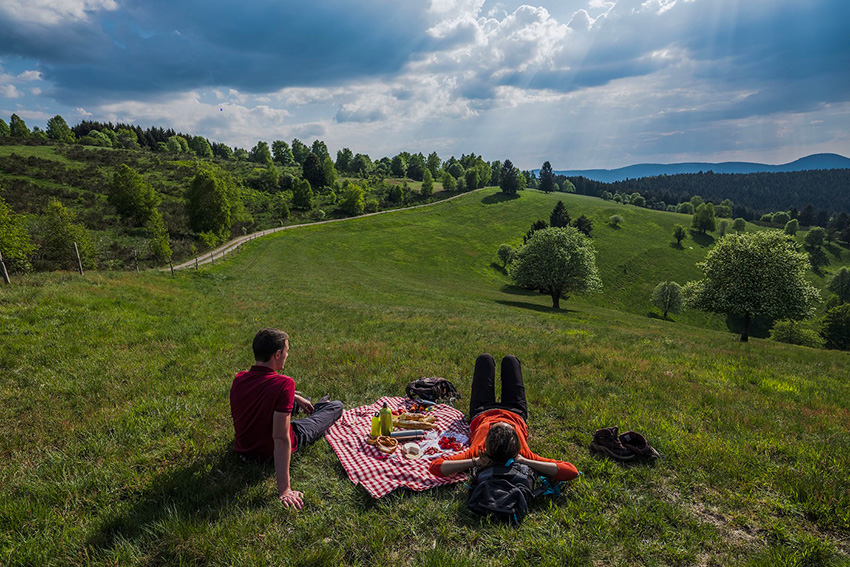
[1,189,848,566]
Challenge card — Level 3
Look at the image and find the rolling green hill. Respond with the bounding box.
[1,188,848,566]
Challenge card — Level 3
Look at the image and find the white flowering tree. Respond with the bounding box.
[684,231,820,341]
[509,227,602,309]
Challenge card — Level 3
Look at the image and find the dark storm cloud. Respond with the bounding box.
[0,0,432,104]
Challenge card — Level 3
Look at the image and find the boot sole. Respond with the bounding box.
[590,441,636,461]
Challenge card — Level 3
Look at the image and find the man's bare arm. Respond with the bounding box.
[272,411,303,509]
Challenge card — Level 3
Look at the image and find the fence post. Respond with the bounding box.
[74,242,84,276]
[211,251,215,265]
[169,259,174,276]
[134,248,139,273]
[195,257,199,271]
[0,250,10,285]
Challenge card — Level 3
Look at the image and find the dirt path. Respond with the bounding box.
[171,188,486,271]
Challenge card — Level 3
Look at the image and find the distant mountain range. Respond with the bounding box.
[553,153,850,183]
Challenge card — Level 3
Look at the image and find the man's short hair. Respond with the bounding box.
[252,328,289,362]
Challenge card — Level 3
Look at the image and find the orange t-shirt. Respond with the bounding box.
[428,409,578,482]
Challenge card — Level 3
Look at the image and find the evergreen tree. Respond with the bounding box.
[421,169,434,197]
[549,201,570,228]
[524,220,549,243]
[303,153,326,189]
[0,118,10,137]
[572,215,593,237]
[539,161,555,193]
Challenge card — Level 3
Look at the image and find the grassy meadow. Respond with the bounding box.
[1,188,848,566]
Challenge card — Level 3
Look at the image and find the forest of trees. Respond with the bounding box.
[559,169,850,221]
[3,111,850,274]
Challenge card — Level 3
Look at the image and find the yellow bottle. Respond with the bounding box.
[370,412,381,438]
[379,402,393,436]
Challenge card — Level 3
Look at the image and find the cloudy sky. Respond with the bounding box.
[0,0,848,169]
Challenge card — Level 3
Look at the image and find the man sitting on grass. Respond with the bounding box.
[230,328,343,510]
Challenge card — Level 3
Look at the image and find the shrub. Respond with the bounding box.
[770,320,824,349]
[827,267,850,304]
[609,214,623,227]
[496,244,516,267]
[784,219,799,236]
[820,304,850,350]
[339,184,365,216]
[805,226,826,247]
[651,281,683,319]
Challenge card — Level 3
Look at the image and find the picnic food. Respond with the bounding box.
[439,435,464,451]
[402,442,421,460]
[393,412,437,430]
[376,435,398,454]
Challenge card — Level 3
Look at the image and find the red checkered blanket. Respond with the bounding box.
[325,396,470,498]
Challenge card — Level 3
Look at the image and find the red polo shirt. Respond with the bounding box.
[230,365,297,458]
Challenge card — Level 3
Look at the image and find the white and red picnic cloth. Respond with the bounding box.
[325,396,470,498]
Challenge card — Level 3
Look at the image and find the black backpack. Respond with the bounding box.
[405,377,460,403]
[467,461,536,524]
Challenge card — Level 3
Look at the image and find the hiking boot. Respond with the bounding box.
[590,426,636,461]
[619,431,660,459]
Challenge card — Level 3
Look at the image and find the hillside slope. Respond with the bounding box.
[1,188,848,565]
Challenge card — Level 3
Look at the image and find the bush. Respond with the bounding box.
[784,219,799,236]
[339,184,365,216]
[496,244,516,267]
[770,320,824,349]
[820,304,850,350]
[651,281,683,318]
[609,214,623,227]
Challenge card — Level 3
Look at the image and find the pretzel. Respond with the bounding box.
[376,435,398,454]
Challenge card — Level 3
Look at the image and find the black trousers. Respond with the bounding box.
[291,400,344,451]
[469,353,528,422]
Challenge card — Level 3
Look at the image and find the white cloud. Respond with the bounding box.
[0,84,19,97]
[0,0,117,25]
[16,70,42,81]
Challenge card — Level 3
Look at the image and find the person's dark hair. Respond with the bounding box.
[252,328,289,362]
[481,423,520,466]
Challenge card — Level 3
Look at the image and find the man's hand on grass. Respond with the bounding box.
[294,395,314,415]
[280,488,304,510]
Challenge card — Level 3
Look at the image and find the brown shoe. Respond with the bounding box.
[619,431,660,459]
[590,426,636,461]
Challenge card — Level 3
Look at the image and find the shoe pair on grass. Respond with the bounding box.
[590,426,660,461]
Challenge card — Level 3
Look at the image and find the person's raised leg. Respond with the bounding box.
[291,398,344,449]
[500,355,528,421]
[469,353,496,419]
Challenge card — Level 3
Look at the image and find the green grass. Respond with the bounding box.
[1,189,848,566]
